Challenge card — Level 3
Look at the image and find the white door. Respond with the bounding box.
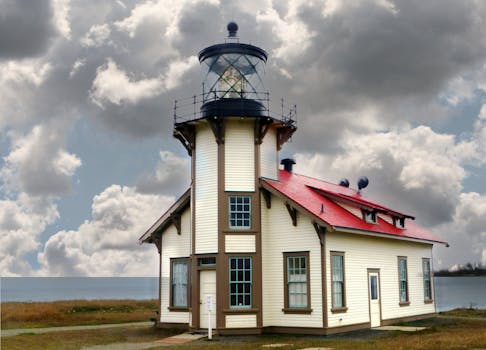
[368,271,381,327]
[200,270,217,329]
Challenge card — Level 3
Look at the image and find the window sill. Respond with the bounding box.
[282,307,313,314]
[424,299,434,304]
[223,308,259,314]
[168,306,190,312]
[399,301,410,307]
[223,230,258,234]
[331,307,348,314]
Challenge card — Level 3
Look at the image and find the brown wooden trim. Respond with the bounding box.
[167,306,190,312]
[254,140,263,329]
[285,203,298,226]
[158,236,162,322]
[282,308,313,314]
[397,256,409,304]
[422,257,433,302]
[330,251,346,311]
[264,326,327,335]
[223,230,258,234]
[331,307,348,314]
[261,188,271,209]
[190,128,197,329]
[218,327,263,335]
[169,257,190,309]
[223,308,260,314]
[381,313,437,326]
[315,224,327,328]
[283,251,311,311]
[216,138,225,330]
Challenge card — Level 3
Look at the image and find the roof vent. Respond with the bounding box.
[227,22,238,37]
[339,178,350,187]
[281,158,296,173]
[357,176,369,191]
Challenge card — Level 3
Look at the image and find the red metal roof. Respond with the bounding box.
[261,170,445,244]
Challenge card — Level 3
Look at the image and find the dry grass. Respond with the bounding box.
[1,299,158,329]
[1,325,181,350]
[440,307,486,318]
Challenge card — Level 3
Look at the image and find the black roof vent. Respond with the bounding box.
[281,158,296,173]
[227,22,238,37]
[339,178,350,187]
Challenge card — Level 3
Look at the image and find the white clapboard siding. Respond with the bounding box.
[226,314,257,328]
[261,197,323,328]
[225,235,256,253]
[260,127,278,180]
[160,208,191,324]
[224,119,255,191]
[195,123,218,254]
[326,232,435,328]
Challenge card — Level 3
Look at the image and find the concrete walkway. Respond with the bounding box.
[1,321,152,337]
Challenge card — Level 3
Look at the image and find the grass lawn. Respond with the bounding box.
[1,299,158,329]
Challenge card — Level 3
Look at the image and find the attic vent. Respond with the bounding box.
[363,210,377,224]
[395,217,405,229]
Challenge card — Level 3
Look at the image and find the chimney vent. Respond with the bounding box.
[281,158,296,173]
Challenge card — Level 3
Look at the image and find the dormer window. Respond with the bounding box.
[394,217,405,229]
[363,210,377,224]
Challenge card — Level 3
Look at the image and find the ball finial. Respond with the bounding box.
[227,22,238,37]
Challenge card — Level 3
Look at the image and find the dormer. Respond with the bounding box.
[363,209,377,224]
[393,216,406,229]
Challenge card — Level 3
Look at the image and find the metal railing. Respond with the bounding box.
[173,91,297,126]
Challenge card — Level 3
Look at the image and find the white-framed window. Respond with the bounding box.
[171,259,189,308]
[395,217,405,229]
[229,196,251,229]
[284,252,309,309]
[229,257,252,308]
[398,256,409,305]
[331,251,346,311]
[423,258,433,301]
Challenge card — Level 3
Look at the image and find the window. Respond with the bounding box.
[170,259,189,308]
[394,217,405,229]
[398,257,409,305]
[331,252,346,311]
[370,275,378,300]
[423,258,433,302]
[363,210,377,224]
[229,257,252,308]
[229,196,251,229]
[283,252,310,311]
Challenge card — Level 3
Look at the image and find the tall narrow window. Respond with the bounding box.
[283,252,310,312]
[229,196,251,229]
[423,258,433,302]
[170,259,189,308]
[229,257,252,308]
[398,257,409,305]
[331,252,346,312]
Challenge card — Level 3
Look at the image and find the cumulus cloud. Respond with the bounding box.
[136,150,190,195]
[38,185,174,276]
[1,125,81,196]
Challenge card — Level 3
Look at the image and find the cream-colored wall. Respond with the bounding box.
[260,127,278,180]
[225,235,256,253]
[326,231,435,328]
[195,123,218,254]
[225,119,255,191]
[225,314,257,328]
[261,196,323,328]
[160,208,191,324]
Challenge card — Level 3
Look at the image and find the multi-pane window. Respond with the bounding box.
[171,259,189,308]
[229,257,252,308]
[331,252,346,310]
[398,257,409,304]
[284,253,309,309]
[423,258,432,301]
[229,196,251,229]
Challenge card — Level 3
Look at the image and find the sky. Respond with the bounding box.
[1,0,486,277]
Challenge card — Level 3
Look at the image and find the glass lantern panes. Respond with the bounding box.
[201,53,265,101]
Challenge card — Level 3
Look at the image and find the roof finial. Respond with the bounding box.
[227,22,238,37]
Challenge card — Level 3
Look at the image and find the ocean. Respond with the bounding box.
[1,276,486,312]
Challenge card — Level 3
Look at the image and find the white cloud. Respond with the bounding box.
[52,0,72,39]
[38,185,174,276]
[80,23,111,48]
[69,58,86,78]
[1,125,81,196]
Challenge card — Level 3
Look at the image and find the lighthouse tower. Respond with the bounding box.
[172,23,296,332]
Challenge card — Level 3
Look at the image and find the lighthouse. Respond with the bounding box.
[171,22,296,331]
